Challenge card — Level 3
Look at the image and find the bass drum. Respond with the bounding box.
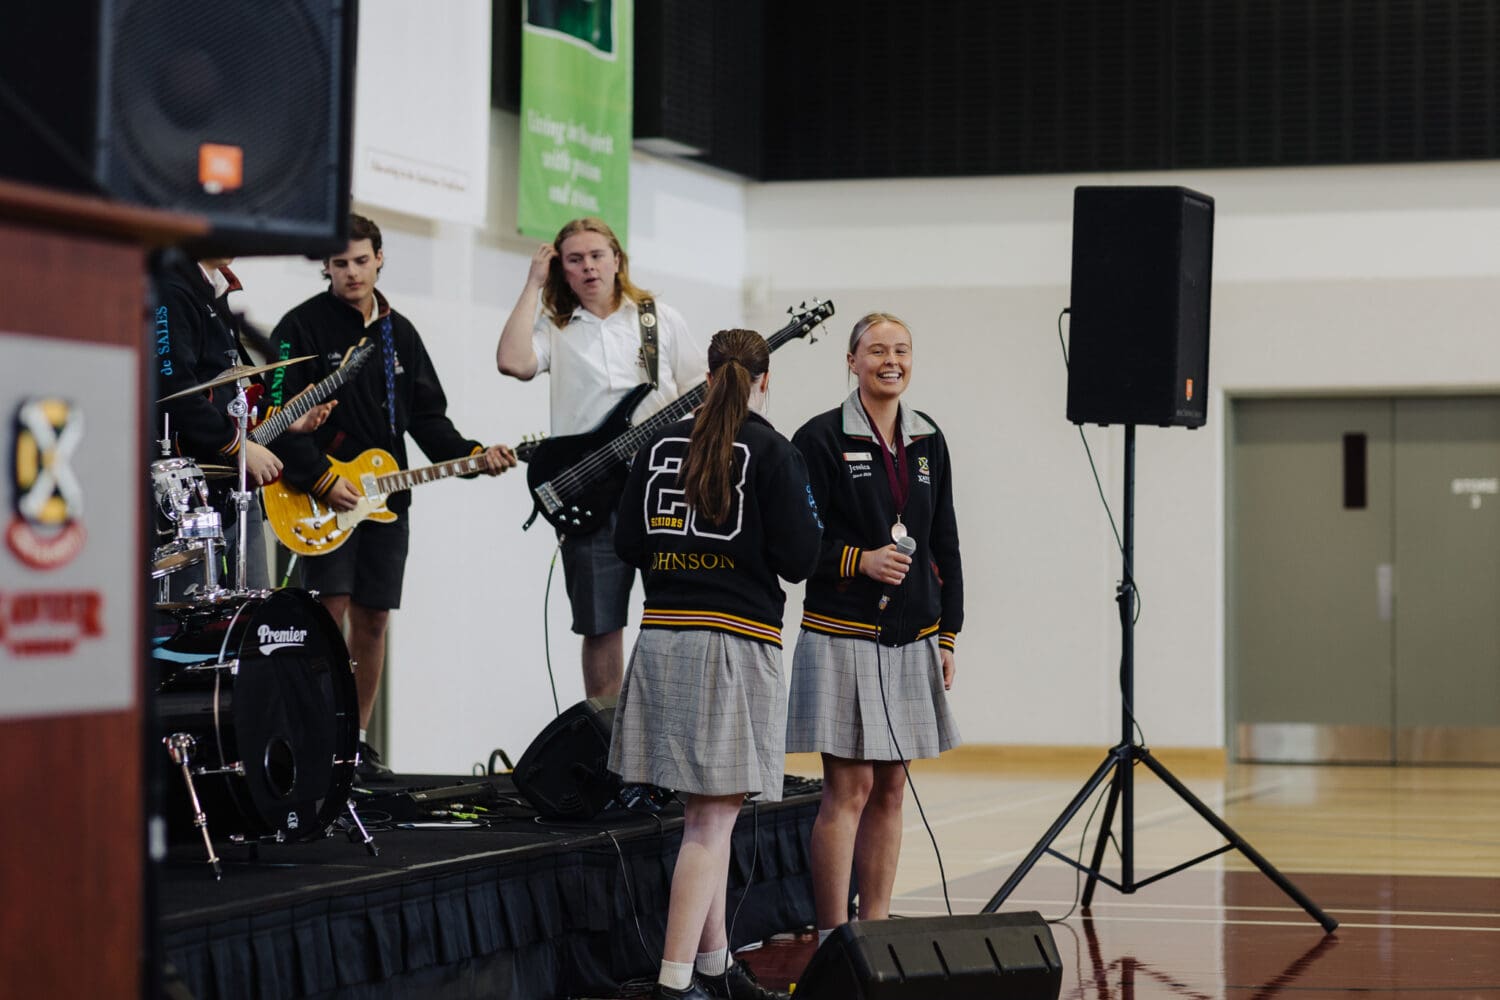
[153,588,357,842]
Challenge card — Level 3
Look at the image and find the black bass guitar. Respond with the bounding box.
[519,299,835,534]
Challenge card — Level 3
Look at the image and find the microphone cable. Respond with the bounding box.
[541,541,562,716]
[717,799,760,997]
[873,594,954,918]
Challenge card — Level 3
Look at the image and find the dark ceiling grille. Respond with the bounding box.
[492,0,1500,181]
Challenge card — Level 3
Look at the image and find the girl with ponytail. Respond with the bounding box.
[610,329,823,1000]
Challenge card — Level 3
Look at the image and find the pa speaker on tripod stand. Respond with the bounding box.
[983,185,1338,934]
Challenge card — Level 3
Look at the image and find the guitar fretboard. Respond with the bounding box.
[586,303,835,472]
[251,345,373,446]
[374,454,489,494]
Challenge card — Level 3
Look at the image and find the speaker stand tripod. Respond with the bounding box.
[982,425,1338,933]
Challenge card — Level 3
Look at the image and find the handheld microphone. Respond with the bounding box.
[877,535,918,612]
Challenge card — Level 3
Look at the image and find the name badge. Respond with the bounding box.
[844,451,872,461]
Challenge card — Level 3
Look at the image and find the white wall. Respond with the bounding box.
[748,162,1500,750]
[237,108,1500,768]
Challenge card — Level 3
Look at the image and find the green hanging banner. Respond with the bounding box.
[517,0,633,245]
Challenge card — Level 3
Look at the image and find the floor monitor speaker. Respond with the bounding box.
[512,697,622,821]
[1065,186,1214,428]
[0,0,356,256]
[794,912,1062,999]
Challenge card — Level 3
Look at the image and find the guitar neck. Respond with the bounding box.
[374,453,489,495]
[251,346,372,446]
[600,306,832,460]
[612,384,706,458]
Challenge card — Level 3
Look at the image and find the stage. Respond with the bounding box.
[159,774,822,1000]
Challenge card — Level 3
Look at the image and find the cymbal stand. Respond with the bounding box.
[227,381,254,593]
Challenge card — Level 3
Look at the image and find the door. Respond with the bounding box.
[1392,398,1500,762]
[1229,395,1500,764]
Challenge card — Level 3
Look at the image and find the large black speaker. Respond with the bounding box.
[795,912,1062,999]
[0,0,356,256]
[1065,186,1215,428]
[512,697,623,821]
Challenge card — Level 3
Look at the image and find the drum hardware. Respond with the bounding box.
[149,541,205,581]
[340,798,380,857]
[153,587,271,616]
[150,415,227,599]
[225,385,256,592]
[164,733,223,879]
[176,658,239,676]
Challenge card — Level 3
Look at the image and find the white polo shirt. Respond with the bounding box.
[532,299,705,435]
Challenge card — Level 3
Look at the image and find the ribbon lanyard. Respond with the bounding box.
[379,315,398,435]
[863,403,909,536]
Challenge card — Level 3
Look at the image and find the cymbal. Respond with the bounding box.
[196,464,237,479]
[157,356,316,403]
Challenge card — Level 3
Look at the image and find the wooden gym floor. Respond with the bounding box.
[739,749,1500,999]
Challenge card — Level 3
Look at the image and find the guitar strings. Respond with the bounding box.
[538,307,828,501]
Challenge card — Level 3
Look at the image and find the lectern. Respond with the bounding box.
[0,178,205,998]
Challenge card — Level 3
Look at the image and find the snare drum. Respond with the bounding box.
[153,588,357,842]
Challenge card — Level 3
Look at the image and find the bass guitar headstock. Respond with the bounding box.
[770,299,836,349]
[514,433,548,464]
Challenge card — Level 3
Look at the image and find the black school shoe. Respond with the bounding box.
[698,960,790,1000]
[652,979,711,1000]
[354,741,395,784]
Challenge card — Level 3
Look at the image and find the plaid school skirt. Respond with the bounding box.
[607,628,787,802]
[785,631,960,761]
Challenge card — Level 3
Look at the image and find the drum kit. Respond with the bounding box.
[150,358,373,877]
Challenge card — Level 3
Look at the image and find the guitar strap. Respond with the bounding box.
[638,298,659,390]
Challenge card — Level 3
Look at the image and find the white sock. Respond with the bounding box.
[658,959,694,991]
[359,729,368,743]
[696,945,731,977]
[816,927,835,946]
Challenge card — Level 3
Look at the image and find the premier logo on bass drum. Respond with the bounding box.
[257,623,310,654]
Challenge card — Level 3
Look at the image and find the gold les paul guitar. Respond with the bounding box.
[262,449,492,556]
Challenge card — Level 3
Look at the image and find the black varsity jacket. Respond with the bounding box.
[615,411,823,646]
[266,290,483,516]
[791,393,963,650]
